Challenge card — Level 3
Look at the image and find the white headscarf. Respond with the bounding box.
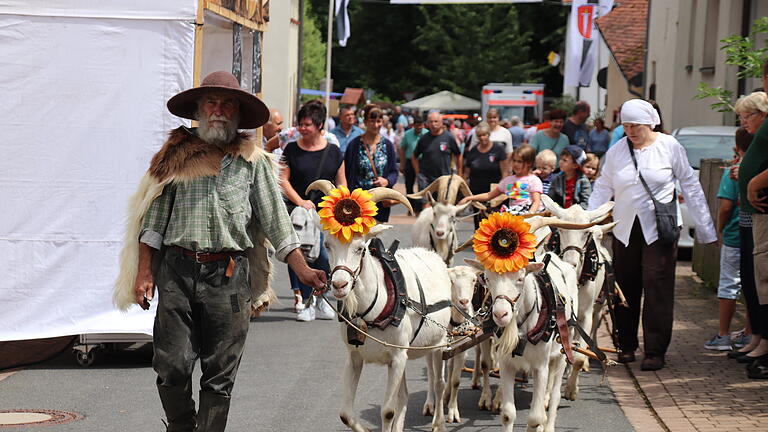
[620,99,660,127]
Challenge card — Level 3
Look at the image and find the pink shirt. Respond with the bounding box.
[497,174,543,207]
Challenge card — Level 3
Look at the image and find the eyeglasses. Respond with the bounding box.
[738,112,760,121]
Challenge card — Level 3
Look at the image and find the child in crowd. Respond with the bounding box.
[704,128,753,351]
[459,144,542,214]
[534,149,557,195]
[582,152,600,185]
[547,145,592,209]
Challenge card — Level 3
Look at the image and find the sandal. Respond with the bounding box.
[294,292,305,313]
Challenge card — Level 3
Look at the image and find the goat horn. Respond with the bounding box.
[454,237,474,253]
[489,194,507,208]
[369,187,414,215]
[406,177,441,199]
[436,176,451,204]
[445,175,465,204]
[522,211,551,218]
[305,180,336,196]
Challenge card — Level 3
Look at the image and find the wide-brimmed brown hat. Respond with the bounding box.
[167,70,269,129]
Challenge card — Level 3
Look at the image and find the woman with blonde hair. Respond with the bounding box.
[730,91,768,376]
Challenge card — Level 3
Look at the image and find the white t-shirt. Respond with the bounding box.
[469,126,513,154]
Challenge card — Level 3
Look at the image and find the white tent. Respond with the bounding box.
[0,0,268,342]
[402,90,482,112]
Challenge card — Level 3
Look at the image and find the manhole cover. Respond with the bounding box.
[0,410,81,428]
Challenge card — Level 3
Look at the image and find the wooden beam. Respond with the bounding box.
[204,1,267,32]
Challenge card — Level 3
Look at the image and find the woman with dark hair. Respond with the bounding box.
[344,104,399,222]
[529,109,570,165]
[588,117,610,157]
[647,100,667,133]
[281,101,346,321]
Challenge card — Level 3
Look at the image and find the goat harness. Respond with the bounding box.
[337,238,452,346]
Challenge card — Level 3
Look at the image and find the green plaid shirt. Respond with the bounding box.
[139,151,299,261]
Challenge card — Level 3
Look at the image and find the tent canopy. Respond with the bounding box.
[402,90,481,112]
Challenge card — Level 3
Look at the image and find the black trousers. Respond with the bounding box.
[153,248,252,431]
[404,162,422,213]
[740,225,768,337]
[612,219,679,356]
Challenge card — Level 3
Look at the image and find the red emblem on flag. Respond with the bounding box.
[577,5,594,39]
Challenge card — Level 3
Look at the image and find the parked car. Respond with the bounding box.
[672,126,738,249]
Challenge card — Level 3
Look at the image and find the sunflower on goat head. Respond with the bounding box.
[473,212,537,274]
[318,185,378,243]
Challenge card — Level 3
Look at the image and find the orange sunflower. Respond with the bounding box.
[473,212,537,274]
[318,186,378,243]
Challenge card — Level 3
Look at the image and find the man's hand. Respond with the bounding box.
[748,181,768,211]
[286,249,327,292]
[134,243,156,310]
[133,271,154,310]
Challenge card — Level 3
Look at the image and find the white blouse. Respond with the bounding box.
[588,133,717,246]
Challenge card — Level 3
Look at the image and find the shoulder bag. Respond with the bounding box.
[362,139,398,207]
[627,139,680,245]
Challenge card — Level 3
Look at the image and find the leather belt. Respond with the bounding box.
[171,246,244,263]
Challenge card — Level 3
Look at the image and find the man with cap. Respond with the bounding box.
[113,71,326,431]
[546,145,592,209]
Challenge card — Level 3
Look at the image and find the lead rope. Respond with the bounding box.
[320,294,480,351]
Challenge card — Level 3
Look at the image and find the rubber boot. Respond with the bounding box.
[157,381,197,432]
[195,391,231,432]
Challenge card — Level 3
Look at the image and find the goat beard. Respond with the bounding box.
[197,110,240,147]
[340,289,359,317]
[494,314,520,358]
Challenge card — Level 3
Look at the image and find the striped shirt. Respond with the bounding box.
[140,152,299,261]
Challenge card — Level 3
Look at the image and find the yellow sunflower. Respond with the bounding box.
[317,186,378,243]
[473,212,537,274]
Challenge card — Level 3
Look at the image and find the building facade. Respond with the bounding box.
[262,0,301,123]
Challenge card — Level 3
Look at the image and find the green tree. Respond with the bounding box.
[695,17,768,112]
[301,1,326,91]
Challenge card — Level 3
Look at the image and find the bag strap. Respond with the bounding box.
[627,139,660,204]
[362,137,380,178]
[314,139,332,181]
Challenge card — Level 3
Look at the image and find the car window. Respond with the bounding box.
[675,135,735,169]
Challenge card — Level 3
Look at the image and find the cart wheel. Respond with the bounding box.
[76,349,96,367]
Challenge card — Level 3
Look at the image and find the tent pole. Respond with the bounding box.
[192,0,206,127]
[324,0,333,122]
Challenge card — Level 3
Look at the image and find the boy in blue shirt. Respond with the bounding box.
[704,128,753,350]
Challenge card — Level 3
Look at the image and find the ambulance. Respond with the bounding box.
[481,83,545,125]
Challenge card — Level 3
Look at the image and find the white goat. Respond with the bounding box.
[443,265,482,423]
[539,195,615,401]
[307,181,452,432]
[409,175,480,265]
[467,251,579,432]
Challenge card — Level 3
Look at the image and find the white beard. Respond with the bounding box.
[197,111,239,146]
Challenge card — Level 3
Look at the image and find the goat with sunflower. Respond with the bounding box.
[307,180,454,432]
[463,212,581,432]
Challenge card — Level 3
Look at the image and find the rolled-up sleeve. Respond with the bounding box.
[672,140,717,243]
[250,154,300,261]
[139,184,175,250]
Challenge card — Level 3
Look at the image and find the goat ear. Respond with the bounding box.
[426,191,437,206]
[540,195,564,218]
[524,262,545,274]
[599,221,618,234]
[464,258,485,271]
[368,224,393,237]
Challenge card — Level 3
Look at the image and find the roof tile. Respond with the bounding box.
[596,0,649,82]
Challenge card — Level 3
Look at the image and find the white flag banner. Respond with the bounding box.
[564,0,613,87]
[335,0,351,47]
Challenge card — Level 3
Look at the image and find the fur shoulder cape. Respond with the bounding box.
[113,127,278,312]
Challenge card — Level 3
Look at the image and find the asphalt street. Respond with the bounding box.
[0,211,635,431]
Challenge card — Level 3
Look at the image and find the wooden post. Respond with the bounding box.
[692,158,727,289]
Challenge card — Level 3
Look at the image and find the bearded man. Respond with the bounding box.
[113,71,326,432]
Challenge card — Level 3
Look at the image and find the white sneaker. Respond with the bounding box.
[315,295,336,320]
[296,303,315,321]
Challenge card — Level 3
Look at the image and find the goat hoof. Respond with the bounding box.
[446,408,461,423]
[422,403,434,416]
[563,388,578,401]
[582,362,590,372]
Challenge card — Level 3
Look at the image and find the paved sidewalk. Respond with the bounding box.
[599,262,768,432]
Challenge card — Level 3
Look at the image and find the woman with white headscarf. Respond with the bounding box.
[589,99,716,371]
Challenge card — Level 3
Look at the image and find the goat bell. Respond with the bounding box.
[347,317,368,346]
